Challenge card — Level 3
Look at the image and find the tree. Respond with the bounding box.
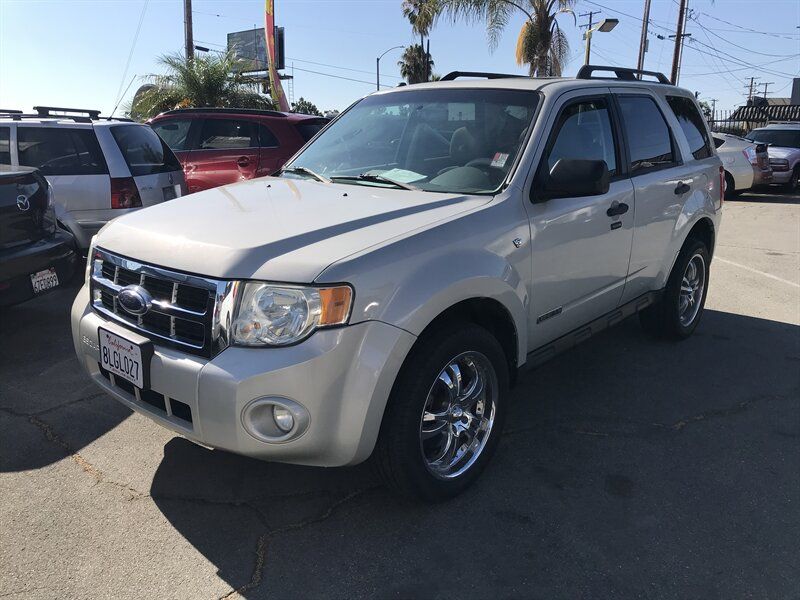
[127,50,275,121]
[698,100,713,121]
[402,0,438,80]
[398,44,435,84]
[439,0,576,76]
[291,97,323,116]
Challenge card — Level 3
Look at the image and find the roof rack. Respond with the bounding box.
[440,71,527,81]
[159,107,290,118]
[0,109,22,114]
[576,65,672,85]
[34,106,102,120]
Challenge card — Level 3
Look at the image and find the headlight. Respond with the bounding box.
[231,282,353,346]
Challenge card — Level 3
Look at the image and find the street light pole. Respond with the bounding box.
[583,18,619,65]
[377,45,403,91]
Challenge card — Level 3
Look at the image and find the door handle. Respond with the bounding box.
[236,156,250,168]
[606,201,629,217]
[674,182,691,195]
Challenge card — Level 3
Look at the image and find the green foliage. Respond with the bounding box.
[438,0,576,76]
[402,0,440,39]
[291,97,323,116]
[398,44,435,84]
[127,51,276,121]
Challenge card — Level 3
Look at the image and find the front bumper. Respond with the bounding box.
[71,285,416,467]
[0,232,78,306]
[769,168,793,184]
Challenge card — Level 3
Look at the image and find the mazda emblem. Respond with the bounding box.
[117,285,153,316]
[16,195,30,211]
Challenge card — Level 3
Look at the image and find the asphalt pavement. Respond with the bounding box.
[1,190,798,599]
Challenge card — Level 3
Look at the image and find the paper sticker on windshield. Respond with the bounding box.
[491,153,509,168]
[379,168,427,183]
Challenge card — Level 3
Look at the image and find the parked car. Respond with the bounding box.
[0,106,187,250]
[1,165,77,306]
[712,132,772,198]
[746,123,800,191]
[148,108,329,194]
[72,66,722,501]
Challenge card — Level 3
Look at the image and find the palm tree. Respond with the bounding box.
[439,0,576,76]
[398,44,435,84]
[402,0,439,81]
[128,50,275,121]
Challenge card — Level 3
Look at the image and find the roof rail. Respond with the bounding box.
[440,71,527,81]
[159,107,289,118]
[576,65,671,85]
[34,106,102,119]
[0,109,22,114]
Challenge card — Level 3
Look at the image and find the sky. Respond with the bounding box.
[0,0,798,116]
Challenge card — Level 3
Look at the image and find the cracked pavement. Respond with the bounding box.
[1,192,799,599]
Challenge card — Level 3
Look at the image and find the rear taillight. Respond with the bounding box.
[718,166,724,207]
[111,177,142,209]
[742,146,758,166]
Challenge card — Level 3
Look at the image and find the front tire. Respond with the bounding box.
[784,166,800,193]
[374,323,509,502]
[640,238,710,340]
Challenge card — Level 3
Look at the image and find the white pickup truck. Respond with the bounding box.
[72,66,723,501]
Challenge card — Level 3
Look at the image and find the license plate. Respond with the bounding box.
[30,267,59,294]
[98,328,151,389]
[163,185,177,201]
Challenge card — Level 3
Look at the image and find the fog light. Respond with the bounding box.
[273,405,294,432]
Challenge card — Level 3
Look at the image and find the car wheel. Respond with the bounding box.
[639,237,710,340]
[374,323,509,501]
[724,172,740,199]
[784,166,800,192]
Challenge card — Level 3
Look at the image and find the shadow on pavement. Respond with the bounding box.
[0,277,132,472]
[736,188,800,205]
[150,309,800,598]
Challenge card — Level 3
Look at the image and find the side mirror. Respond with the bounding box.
[536,158,610,200]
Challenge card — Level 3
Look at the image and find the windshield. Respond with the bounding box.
[747,129,800,149]
[283,88,539,194]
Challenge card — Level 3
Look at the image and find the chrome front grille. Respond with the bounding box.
[90,248,234,358]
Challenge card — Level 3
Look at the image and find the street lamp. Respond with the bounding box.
[377,46,404,91]
[584,18,619,65]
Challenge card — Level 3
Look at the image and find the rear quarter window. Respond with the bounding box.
[666,96,713,160]
[295,119,329,143]
[151,119,193,151]
[17,127,108,175]
[111,124,182,176]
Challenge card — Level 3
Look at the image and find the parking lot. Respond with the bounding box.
[1,192,798,599]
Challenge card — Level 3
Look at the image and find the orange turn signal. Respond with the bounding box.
[318,286,353,326]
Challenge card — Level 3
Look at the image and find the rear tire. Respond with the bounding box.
[374,323,509,502]
[640,238,710,340]
[724,172,740,199]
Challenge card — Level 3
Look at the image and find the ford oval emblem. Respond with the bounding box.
[117,285,152,316]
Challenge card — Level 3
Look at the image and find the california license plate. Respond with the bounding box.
[30,267,59,294]
[98,328,150,389]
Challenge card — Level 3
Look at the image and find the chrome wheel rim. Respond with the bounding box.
[679,253,706,327]
[419,351,497,480]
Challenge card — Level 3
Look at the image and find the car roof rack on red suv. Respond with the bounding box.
[576,65,672,84]
[159,107,290,118]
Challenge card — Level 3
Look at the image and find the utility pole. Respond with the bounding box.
[761,82,775,99]
[637,0,652,76]
[745,77,759,102]
[184,0,194,61]
[579,10,600,64]
[670,0,688,84]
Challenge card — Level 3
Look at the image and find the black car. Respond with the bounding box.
[1,165,77,306]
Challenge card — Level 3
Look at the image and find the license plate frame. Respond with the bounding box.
[98,327,153,390]
[163,185,177,201]
[30,267,59,294]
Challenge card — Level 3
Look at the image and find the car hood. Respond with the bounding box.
[766,146,798,160]
[96,177,489,282]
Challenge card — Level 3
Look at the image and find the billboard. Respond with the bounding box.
[227,28,267,72]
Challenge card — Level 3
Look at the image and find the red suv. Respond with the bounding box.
[149,108,328,194]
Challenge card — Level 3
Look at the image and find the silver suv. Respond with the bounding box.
[71,66,723,500]
[0,107,186,249]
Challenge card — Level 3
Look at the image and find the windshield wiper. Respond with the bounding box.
[279,166,330,183]
[330,173,419,191]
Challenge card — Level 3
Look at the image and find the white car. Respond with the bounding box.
[712,132,772,198]
[72,66,723,500]
[0,107,186,249]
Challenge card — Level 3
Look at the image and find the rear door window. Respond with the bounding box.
[666,96,713,160]
[617,96,677,174]
[0,127,9,164]
[17,127,107,175]
[197,119,257,149]
[111,124,182,176]
[151,119,193,151]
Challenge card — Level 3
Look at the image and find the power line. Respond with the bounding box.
[286,56,402,79]
[688,16,800,58]
[699,12,800,40]
[112,0,149,113]
[684,37,800,79]
[291,65,391,88]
